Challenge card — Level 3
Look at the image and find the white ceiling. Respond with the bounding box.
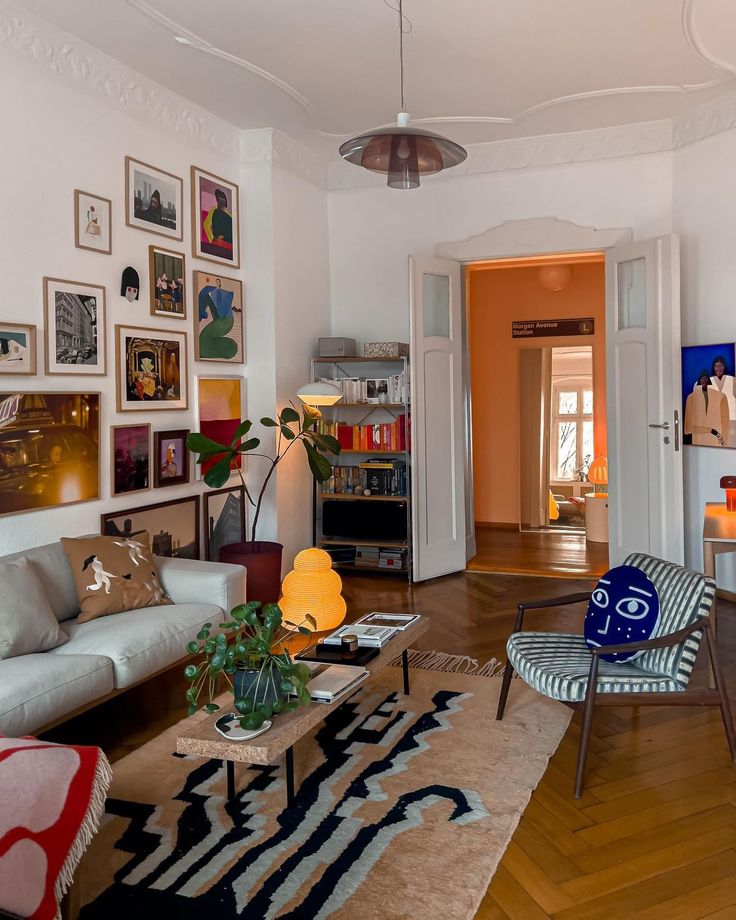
[13,0,736,159]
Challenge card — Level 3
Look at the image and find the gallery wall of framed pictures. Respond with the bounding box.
[0,153,246,552]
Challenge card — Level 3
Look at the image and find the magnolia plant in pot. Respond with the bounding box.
[185,600,316,729]
[187,404,340,601]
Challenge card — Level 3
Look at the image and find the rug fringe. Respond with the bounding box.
[391,649,503,677]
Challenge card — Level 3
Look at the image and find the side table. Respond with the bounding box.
[702,502,736,685]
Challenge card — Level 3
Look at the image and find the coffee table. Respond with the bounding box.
[176,618,429,806]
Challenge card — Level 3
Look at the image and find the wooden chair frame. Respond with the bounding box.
[496,592,736,798]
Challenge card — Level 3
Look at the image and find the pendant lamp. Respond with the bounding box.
[339,0,467,189]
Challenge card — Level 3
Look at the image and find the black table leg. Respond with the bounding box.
[402,648,410,695]
[285,747,295,808]
[225,760,235,801]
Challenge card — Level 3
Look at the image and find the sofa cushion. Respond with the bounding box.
[0,558,69,659]
[61,533,171,623]
[51,603,223,689]
[0,654,114,737]
[0,542,79,623]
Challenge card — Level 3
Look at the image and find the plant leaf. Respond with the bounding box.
[236,437,261,452]
[229,419,252,446]
[302,439,331,481]
[186,641,200,654]
[260,417,278,427]
[279,406,300,424]
[204,454,234,488]
[280,425,296,441]
[187,432,228,454]
[203,702,220,713]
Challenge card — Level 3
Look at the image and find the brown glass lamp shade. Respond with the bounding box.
[339,124,467,189]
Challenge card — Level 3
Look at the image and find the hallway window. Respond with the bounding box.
[552,379,594,480]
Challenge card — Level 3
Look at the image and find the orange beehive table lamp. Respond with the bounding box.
[587,456,608,497]
[279,547,346,633]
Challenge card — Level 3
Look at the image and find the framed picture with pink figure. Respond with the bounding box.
[191,166,240,269]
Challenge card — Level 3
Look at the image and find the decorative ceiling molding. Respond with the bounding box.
[672,86,736,148]
[436,218,632,262]
[240,128,328,189]
[683,0,736,76]
[0,0,239,159]
[327,120,674,190]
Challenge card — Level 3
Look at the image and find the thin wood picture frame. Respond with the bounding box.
[149,245,186,319]
[115,324,188,412]
[125,156,183,241]
[203,485,246,561]
[44,277,106,376]
[153,428,190,488]
[192,269,244,362]
[100,494,200,560]
[110,423,151,497]
[74,189,112,255]
[191,165,241,269]
[0,323,37,375]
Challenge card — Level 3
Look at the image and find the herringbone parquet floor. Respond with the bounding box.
[45,568,736,919]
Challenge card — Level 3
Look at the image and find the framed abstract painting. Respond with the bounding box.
[195,375,244,478]
[193,270,243,362]
[115,325,188,412]
[191,166,240,268]
[111,423,151,496]
[0,323,36,375]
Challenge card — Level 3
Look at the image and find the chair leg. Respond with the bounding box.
[575,658,599,798]
[705,624,736,761]
[496,660,515,720]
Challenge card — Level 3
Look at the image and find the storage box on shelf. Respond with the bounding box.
[310,355,412,578]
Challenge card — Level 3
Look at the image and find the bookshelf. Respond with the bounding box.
[309,355,411,578]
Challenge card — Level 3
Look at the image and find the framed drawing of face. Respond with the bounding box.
[115,325,188,412]
[193,270,243,362]
[204,485,246,561]
[153,428,190,487]
[111,423,151,496]
[149,246,186,319]
[44,278,106,376]
[0,323,36,375]
[74,190,112,255]
[101,495,200,560]
[126,157,183,241]
[0,391,100,516]
[191,166,240,268]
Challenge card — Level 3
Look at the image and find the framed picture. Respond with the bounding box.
[101,495,200,559]
[193,270,244,362]
[0,323,36,375]
[365,378,389,403]
[153,428,190,487]
[149,246,186,319]
[0,392,99,516]
[115,325,188,412]
[195,375,244,478]
[74,190,112,255]
[191,166,240,268]
[682,342,736,449]
[111,423,151,496]
[44,277,106,376]
[125,156,183,241]
[204,485,246,561]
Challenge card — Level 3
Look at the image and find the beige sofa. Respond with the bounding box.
[0,540,245,737]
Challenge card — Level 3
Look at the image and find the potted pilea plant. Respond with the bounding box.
[185,600,316,730]
[187,403,340,602]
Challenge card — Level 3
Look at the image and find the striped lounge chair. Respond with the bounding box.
[496,553,736,798]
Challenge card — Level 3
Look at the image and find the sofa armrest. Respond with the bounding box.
[154,556,246,613]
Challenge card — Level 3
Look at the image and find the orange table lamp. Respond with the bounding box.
[721,476,736,512]
[279,547,347,632]
[587,456,608,497]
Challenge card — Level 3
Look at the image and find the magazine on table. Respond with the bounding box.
[355,612,421,631]
[296,661,369,703]
[322,623,398,648]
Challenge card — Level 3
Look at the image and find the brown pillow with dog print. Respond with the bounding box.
[61,533,171,622]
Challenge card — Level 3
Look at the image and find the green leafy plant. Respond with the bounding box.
[184,600,315,730]
[187,403,340,542]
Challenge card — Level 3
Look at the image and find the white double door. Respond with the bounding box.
[409,235,684,582]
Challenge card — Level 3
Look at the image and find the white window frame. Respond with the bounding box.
[551,375,594,483]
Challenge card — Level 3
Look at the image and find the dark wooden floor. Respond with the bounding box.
[468,524,609,579]
[45,569,736,918]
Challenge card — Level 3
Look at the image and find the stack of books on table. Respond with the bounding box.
[298,661,369,704]
[323,623,398,648]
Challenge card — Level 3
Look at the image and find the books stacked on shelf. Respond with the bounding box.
[315,418,410,452]
[317,372,409,404]
[356,612,421,630]
[355,546,380,567]
[360,459,407,495]
[378,548,406,570]
[295,661,369,704]
[323,623,398,648]
[324,545,356,564]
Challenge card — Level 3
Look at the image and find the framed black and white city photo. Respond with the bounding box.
[44,278,106,376]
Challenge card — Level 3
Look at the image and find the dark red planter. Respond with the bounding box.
[218,541,283,604]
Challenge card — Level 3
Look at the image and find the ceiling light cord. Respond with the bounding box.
[399,0,405,112]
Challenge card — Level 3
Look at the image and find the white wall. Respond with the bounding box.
[328,153,674,346]
[0,48,245,555]
[674,128,736,584]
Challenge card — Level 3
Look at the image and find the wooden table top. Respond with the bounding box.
[175,617,429,765]
[703,502,736,542]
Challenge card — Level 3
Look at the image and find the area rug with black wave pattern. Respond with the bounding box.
[76,654,570,920]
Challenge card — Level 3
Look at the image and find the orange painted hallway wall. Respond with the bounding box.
[468,260,607,525]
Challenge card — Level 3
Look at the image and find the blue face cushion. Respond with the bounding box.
[584,565,660,663]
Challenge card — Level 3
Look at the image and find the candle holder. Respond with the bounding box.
[720,476,736,512]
